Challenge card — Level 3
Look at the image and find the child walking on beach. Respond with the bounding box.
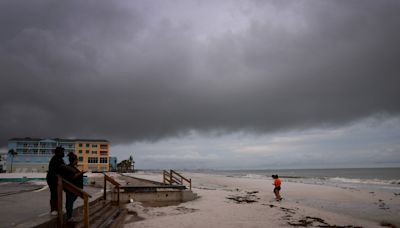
[272,175,282,201]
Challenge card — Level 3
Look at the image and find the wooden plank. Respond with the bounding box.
[62,179,91,198]
[104,175,107,200]
[117,187,120,205]
[104,174,121,187]
[172,170,191,183]
[84,196,89,228]
[121,185,186,192]
[57,176,63,227]
[170,170,192,189]
[171,176,182,184]
[55,175,93,228]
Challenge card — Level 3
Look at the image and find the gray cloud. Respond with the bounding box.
[1,0,400,147]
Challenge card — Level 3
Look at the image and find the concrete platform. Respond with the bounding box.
[0,181,103,228]
[0,172,197,227]
[113,175,197,204]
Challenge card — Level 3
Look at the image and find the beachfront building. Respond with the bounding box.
[109,157,118,172]
[7,138,110,172]
[0,153,6,173]
[75,139,110,172]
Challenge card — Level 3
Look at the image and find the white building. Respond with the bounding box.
[0,153,6,173]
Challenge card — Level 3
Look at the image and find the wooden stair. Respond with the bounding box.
[61,173,126,228]
[66,198,126,228]
[64,199,126,228]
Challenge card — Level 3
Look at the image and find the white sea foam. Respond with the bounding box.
[329,177,400,186]
[242,173,266,179]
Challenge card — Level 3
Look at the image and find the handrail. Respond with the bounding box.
[171,170,191,184]
[163,170,171,184]
[103,173,121,205]
[57,175,92,228]
[163,170,191,190]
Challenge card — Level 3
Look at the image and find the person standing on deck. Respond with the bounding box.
[64,152,85,222]
[46,146,66,215]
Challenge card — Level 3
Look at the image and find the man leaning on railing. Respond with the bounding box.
[63,152,86,222]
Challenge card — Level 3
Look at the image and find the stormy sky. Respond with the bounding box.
[1,0,399,169]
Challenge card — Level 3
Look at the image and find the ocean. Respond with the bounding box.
[201,168,400,192]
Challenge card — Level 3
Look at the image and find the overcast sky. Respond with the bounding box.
[0,0,399,169]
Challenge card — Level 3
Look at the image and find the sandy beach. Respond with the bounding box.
[124,171,400,228]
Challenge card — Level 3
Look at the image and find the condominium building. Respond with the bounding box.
[7,138,110,172]
[74,140,110,172]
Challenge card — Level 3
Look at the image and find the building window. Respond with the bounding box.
[79,143,82,147]
[86,150,89,154]
[100,144,108,149]
[100,151,108,156]
[100,157,108,163]
[79,157,84,162]
[88,157,98,163]
[86,144,90,147]
[92,151,97,154]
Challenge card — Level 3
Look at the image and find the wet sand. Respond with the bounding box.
[124,172,400,228]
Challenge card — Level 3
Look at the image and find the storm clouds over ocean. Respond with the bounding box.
[1,1,399,168]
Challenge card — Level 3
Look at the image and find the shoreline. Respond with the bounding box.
[1,172,398,227]
[125,171,400,228]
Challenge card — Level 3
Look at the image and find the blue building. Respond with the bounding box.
[0,153,6,172]
[7,138,76,172]
[109,157,118,172]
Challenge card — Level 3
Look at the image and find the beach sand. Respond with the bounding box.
[124,172,400,228]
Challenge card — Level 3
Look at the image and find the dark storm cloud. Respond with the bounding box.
[1,0,399,146]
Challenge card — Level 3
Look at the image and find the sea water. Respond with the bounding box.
[202,168,400,192]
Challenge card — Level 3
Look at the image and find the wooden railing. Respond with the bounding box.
[163,170,191,190]
[57,175,91,228]
[103,173,121,205]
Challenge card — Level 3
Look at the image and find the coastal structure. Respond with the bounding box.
[0,153,6,172]
[117,156,135,173]
[74,139,110,172]
[7,138,110,172]
[110,157,118,172]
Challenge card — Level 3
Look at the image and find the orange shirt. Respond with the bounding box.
[274,178,281,187]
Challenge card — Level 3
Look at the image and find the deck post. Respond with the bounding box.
[57,176,63,227]
[84,196,89,228]
[104,174,107,200]
[117,186,120,205]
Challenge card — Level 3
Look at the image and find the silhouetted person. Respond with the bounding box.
[46,146,65,215]
[272,174,282,201]
[65,152,85,222]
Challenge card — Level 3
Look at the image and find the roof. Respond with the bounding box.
[8,137,109,143]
